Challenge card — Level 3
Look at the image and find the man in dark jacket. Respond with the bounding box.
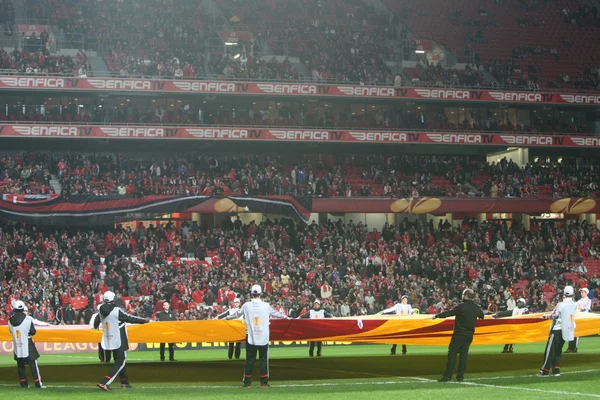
[8,300,45,388]
[433,289,484,382]
[93,291,148,391]
[156,302,176,361]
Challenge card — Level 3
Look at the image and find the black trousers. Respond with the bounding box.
[98,343,112,362]
[244,342,269,386]
[502,344,514,352]
[160,343,175,360]
[100,349,128,386]
[228,342,241,359]
[390,344,407,354]
[16,357,43,388]
[442,334,473,381]
[541,330,564,374]
[309,341,322,356]
[567,337,579,351]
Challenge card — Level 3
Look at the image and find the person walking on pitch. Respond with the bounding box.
[93,291,148,391]
[566,287,591,353]
[377,295,414,355]
[156,302,177,361]
[433,289,484,382]
[299,299,332,357]
[492,298,529,353]
[218,298,243,359]
[228,284,288,388]
[8,301,45,389]
[538,285,577,376]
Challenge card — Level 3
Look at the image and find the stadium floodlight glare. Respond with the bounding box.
[415,50,425,53]
[234,53,240,59]
[225,42,236,46]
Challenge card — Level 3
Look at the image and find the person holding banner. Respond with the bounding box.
[377,295,414,355]
[90,305,111,363]
[8,301,45,389]
[227,284,288,388]
[566,287,592,353]
[93,291,148,391]
[299,299,332,357]
[218,298,243,359]
[156,302,177,362]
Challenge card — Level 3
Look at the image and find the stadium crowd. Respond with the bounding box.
[0,152,598,199]
[0,210,596,327]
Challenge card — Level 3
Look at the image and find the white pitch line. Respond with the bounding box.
[466,368,600,381]
[411,376,600,398]
[0,380,429,390]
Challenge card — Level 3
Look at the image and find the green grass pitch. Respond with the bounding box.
[0,338,599,399]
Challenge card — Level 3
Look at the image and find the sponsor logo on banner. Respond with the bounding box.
[271,130,338,141]
[489,92,554,103]
[12,126,92,136]
[349,131,417,142]
[173,81,237,93]
[427,133,495,144]
[0,77,66,88]
[257,84,329,95]
[560,94,600,104]
[137,341,353,351]
[572,137,600,147]
[337,86,396,97]
[415,89,470,99]
[100,127,165,137]
[187,128,262,139]
[88,79,153,90]
[500,135,554,146]
[0,341,105,355]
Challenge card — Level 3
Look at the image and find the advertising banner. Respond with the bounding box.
[0,76,598,105]
[1,124,599,148]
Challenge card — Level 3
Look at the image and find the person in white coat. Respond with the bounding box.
[538,285,577,377]
[227,284,288,388]
[377,295,414,355]
[93,291,148,391]
[567,287,592,353]
[90,305,111,363]
[8,301,45,388]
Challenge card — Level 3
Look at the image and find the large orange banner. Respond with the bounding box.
[1,313,598,346]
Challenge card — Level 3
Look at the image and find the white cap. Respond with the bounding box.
[518,298,526,304]
[103,291,116,302]
[251,285,262,295]
[13,300,25,310]
[580,288,589,294]
[564,286,574,296]
[234,298,241,303]
[314,299,321,304]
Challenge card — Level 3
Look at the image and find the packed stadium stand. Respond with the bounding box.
[0,0,598,329]
[1,153,598,198]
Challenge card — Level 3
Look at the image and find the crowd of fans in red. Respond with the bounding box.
[0,49,89,76]
[0,152,598,200]
[16,0,600,90]
[0,211,596,325]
